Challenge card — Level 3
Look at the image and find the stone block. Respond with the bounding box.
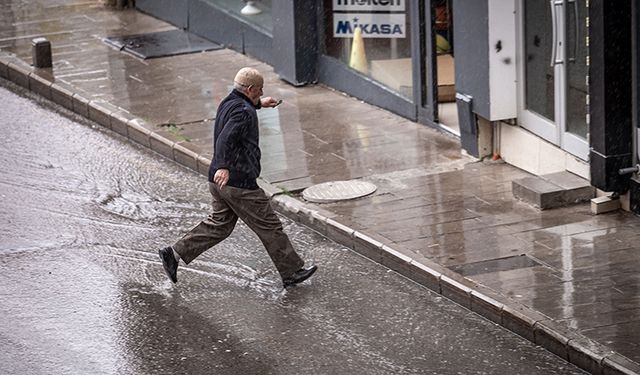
[512,171,594,210]
[28,72,52,99]
[127,118,151,148]
[501,304,547,342]
[149,132,175,160]
[591,195,621,215]
[440,274,473,309]
[0,56,10,79]
[602,353,640,375]
[50,83,74,110]
[353,232,383,262]
[533,320,575,360]
[173,143,198,172]
[470,288,504,325]
[72,94,90,118]
[379,244,413,276]
[197,155,211,177]
[326,218,354,249]
[567,336,608,375]
[7,62,30,88]
[88,101,113,129]
[110,111,133,137]
[405,260,442,293]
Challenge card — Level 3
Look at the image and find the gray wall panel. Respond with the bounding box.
[452,0,490,118]
[272,0,317,85]
[188,0,273,64]
[136,0,188,29]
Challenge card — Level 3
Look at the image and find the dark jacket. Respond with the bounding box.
[209,89,261,189]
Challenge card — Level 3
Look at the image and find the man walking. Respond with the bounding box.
[158,67,317,288]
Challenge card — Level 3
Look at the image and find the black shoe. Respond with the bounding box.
[283,265,318,288]
[158,246,178,283]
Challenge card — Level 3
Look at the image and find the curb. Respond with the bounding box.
[1,54,639,375]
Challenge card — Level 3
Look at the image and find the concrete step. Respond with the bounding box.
[512,171,595,210]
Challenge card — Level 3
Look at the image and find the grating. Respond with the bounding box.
[105,30,223,59]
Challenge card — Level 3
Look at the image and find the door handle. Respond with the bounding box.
[568,0,578,63]
[549,0,564,67]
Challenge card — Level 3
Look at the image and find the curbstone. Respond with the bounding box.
[353,231,383,262]
[294,205,315,229]
[196,154,211,176]
[326,218,355,249]
[501,304,548,343]
[258,179,282,198]
[310,210,328,235]
[7,61,31,88]
[405,260,442,293]
[602,353,640,375]
[173,143,199,171]
[88,101,114,129]
[72,93,90,118]
[440,274,474,309]
[379,244,414,276]
[568,336,610,375]
[110,111,134,137]
[533,319,577,361]
[470,287,505,325]
[127,118,151,148]
[0,55,11,79]
[149,131,175,160]
[50,82,74,110]
[28,72,52,100]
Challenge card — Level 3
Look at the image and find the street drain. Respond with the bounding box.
[104,30,223,59]
[302,180,377,203]
[448,255,542,277]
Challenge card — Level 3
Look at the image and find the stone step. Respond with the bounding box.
[512,171,595,210]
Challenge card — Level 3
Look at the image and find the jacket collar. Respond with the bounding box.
[231,89,260,109]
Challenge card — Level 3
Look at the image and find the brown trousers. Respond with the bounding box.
[172,183,304,279]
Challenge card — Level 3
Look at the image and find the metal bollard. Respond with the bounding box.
[32,37,52,68]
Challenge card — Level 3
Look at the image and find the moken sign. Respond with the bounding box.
[333,0,405,12]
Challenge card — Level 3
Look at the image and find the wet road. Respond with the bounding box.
[0,80,586,375]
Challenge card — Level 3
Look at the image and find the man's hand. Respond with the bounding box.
[214,168,229,189]
[260,96,281,108]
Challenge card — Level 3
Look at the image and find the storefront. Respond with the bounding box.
[136,0,457,131]
[136,0,640,212]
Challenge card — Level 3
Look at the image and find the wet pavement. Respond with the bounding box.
[0,83,590,374]
[0,1,639,373]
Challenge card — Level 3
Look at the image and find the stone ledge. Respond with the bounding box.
[512,171,595,210]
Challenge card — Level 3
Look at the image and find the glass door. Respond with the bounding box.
[519,0,589,160]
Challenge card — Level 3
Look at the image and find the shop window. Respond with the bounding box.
[206,0,272,32]
[322,0,413,101]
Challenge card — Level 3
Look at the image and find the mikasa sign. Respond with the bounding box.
[332,0,406,38]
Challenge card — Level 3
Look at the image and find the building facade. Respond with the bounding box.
[137,0,640,213]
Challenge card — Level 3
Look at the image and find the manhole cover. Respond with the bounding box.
[302,180,377,203]
[105,30,223,59]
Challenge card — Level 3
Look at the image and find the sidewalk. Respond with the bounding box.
[1,2,639,374]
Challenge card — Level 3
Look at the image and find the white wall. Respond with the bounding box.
[499,122,590,179]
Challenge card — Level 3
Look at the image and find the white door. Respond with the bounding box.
[518,0,589,160]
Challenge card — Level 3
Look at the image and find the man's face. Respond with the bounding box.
[246,82,263,105]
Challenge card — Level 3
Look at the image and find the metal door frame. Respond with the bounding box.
[516,0,589,160]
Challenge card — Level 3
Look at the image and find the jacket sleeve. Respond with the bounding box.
[214,107,249,169]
